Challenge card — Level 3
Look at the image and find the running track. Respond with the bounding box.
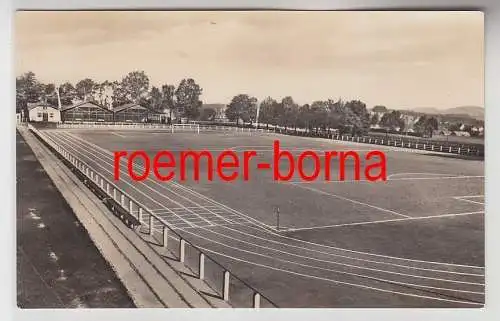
[43,129,485,308]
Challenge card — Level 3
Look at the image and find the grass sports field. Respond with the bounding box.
[42,127,484,308]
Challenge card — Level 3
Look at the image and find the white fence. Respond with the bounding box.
[54,122,482,157]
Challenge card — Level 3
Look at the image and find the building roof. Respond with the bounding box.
[27,102,59,111]
[113,102,151,113]
[61,100,111,113]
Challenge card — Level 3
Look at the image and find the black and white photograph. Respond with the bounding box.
[15,10,485,309]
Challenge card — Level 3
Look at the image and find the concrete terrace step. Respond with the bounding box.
[18,127,230,308]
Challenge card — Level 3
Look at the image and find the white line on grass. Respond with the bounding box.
[290,183,411,218]
[111,132,126,138]
[453,197,485,206]
[387,172,458,179]
[284,211,485,232]
[289,175,485,184]
[454,195,484,199]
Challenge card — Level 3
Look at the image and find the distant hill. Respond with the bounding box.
[444,106,484,120]
[412,106,484,120]
[413,107,440,114]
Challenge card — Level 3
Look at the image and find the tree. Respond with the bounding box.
[325,99,343,131]
[309,100,329,133]
[225,94,258,125]
[147,86,163,111]
[200,107,216,121]
[175,78,203,121]
[281,96,300,130]
[258,97,278,128]
[16,71,43,111]
[371,113,379,125]
[372,105,388,113]
[119,71,150,104]
[58,82,77,106]
[75,78,97,101]
[41,83,56,104]
[111,81,131,107]
[161,84,176,121]
[297,103,312,131]
[94,80,113,108]
[339,100,370,135]
[414,116,439,137]
[380,110,405,131]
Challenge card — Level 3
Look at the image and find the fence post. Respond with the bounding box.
[129,200,133,214]
[180,239,186,263]
[121,194,125,207]
[199,253,205,280]
[253,293,261,309]
[416,143,419,149]
[106,183,110,195]
[149,215,154,236]
[100,178,104,189]
[163,226,168,247]
[431,145,434,151]
[223,271,230,301]
[113,188,117,200]
[449,146,452,153]
[440,145,443,152]
[138,207,143,223]
[423,144,426,149]
[458,147,461,154]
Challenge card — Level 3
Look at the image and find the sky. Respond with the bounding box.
[14,11,484,109]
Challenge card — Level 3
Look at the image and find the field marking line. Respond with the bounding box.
[284,211,485,232]
[454,195,484,199]
[290,183,410,218]
[288,175,485,184]
[59,130,484,270]
[387,172,458,179]
[176,228,484,301]
[111,132,127,138]
[453,197,485,206]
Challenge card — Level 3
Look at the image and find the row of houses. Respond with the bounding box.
[26,101,170,124]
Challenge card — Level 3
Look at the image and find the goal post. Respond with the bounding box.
[171,123,200,134]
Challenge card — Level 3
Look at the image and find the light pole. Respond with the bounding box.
[55,85,62,110]
[255,101,261,129]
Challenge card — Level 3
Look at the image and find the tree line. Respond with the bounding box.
[17,70,481,138]
[225,94,372,135]
[16,71,203,121]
